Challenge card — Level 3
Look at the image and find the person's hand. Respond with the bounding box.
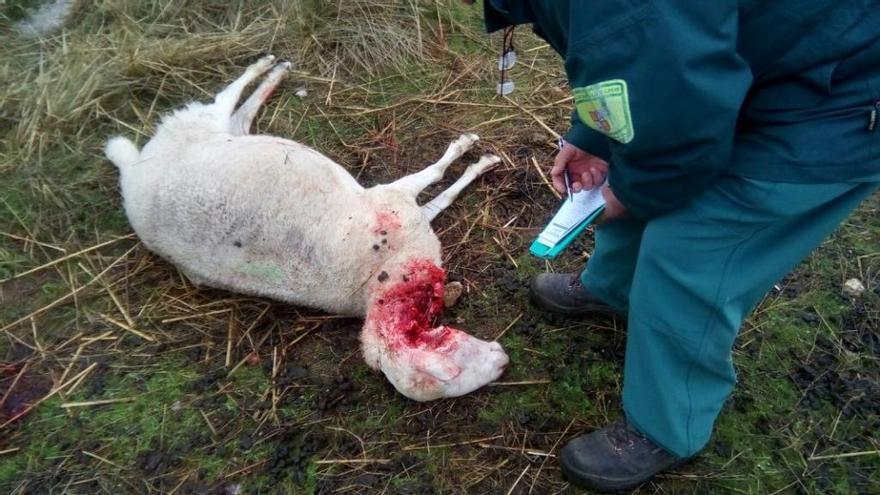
[596,185,628,224]
[550,142,608,193]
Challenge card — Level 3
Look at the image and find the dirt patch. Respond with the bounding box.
[312,375,361,413]
[0,272,51,316]
[792,356,880,417]
[265,428,326,485]
[0,361,51,428]
[791,302,880,418]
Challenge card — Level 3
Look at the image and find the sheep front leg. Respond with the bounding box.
[422,154,500,221]
[213,54,277,116]
[230,61,292,135]
[386,133,478,197]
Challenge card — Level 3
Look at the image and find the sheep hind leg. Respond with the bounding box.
[230,61,292,135]
[212,54,277,116]
[421,155,500,221]
[387,133,478,197]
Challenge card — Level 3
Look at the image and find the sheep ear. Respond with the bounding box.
[414,353,461,381]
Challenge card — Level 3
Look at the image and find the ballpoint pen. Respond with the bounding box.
[558,137,573,202]
[563,169,573,203]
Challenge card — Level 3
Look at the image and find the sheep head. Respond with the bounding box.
[362,259,508,401]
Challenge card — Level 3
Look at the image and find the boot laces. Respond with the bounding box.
[607,418,653,453]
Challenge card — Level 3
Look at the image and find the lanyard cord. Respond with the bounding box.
[499,26,515,88]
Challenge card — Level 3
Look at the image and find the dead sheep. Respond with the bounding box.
[105,55,509,401]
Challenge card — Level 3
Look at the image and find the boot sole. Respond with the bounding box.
[560,454,691,493]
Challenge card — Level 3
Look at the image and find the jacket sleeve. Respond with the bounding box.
[565,2,752,219]
[564,110,612,162]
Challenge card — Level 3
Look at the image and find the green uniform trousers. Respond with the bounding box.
[580,176,879,458]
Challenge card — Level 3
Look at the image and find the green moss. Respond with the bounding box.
[494,333,532,380]
[546,374,592,419]
[0,359,218,489]
[478,387,541,424]
[277,389,317,422]
[229,362,269,390]
[356,399,405,432]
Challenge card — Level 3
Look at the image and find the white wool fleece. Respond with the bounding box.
[112,129,441,316]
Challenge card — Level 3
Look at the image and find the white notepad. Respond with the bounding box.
[537,186,607,248]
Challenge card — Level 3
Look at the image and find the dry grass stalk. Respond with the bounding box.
[529,418,576,493]
[531,156,561,200]
[160,308,230,324]
[494,312,523,341]
[233,304,271,349]
[200,409,219,436]
[223,459,268,479]
[488,380,551,387]
[0,235,135,283]
[99,312,155,341]
[0,361,29,410]
[503,96,560,139]
[63,362,98,397]
[506,464,531,495]
[1,244,138,333]
[314,458,391,465]
[225,310,236,368]
[60,398,136,409]
[57,344,84,387]
[479,443,555,457]
[808,450,880,461]
[81,450,123,469]
[0,232,66,253]
[402,434,503,451]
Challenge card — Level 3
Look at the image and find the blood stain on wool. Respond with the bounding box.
[374,211,401,234]
[367,259,457,352]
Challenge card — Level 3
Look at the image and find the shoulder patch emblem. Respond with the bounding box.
[573,79,634,144]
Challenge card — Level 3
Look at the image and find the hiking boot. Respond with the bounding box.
[529,272,623,317]
[560,419,687,493]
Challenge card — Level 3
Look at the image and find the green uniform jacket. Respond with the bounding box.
[483,0,880,219]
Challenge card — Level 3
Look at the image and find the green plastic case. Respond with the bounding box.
[529,205,605,259]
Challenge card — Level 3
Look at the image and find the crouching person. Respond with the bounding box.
[464,0,880,491]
